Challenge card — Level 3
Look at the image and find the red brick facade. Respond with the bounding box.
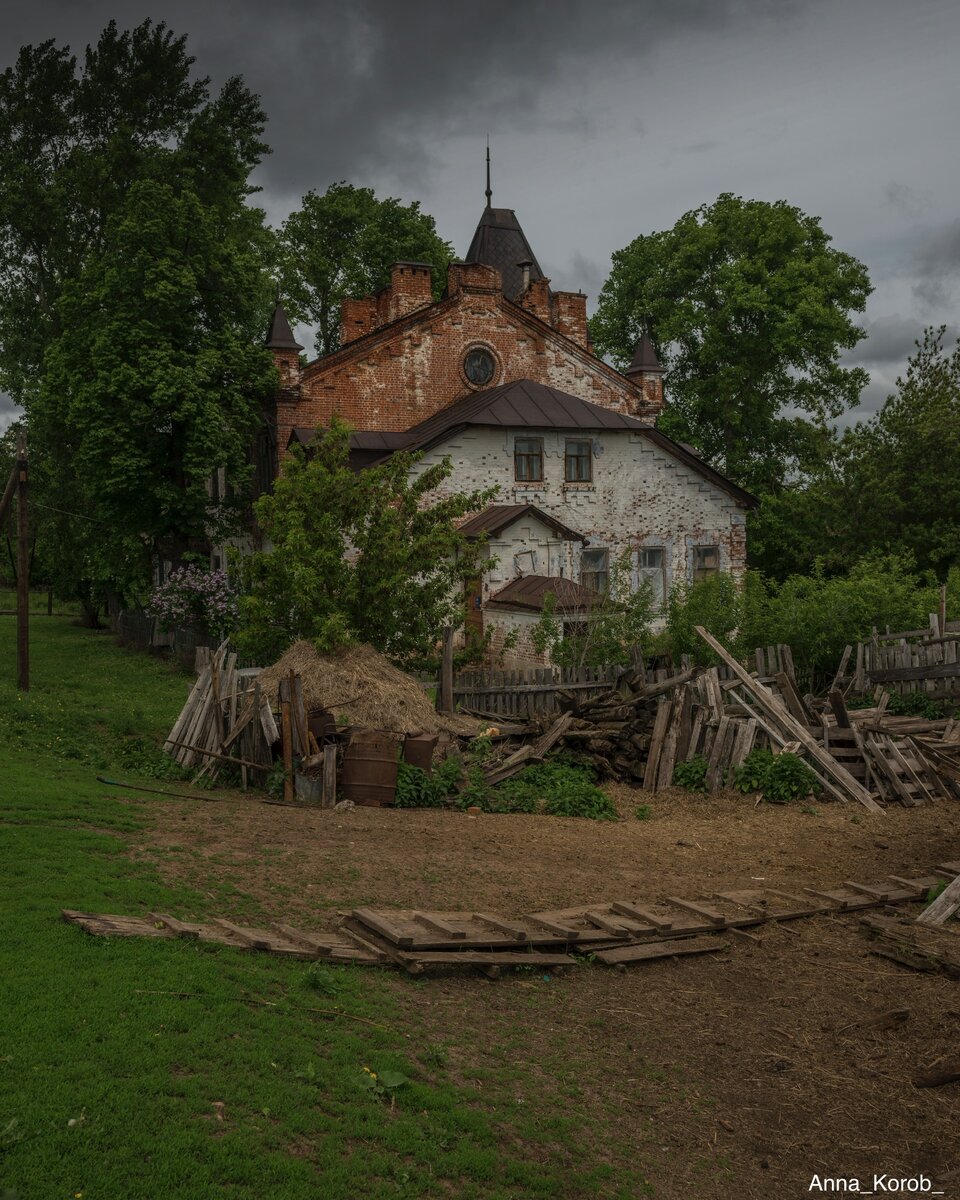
[270,260,664,455]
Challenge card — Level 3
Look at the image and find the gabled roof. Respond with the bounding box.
[291,380,757,509]
[398,378,649,457]
[464,207,546,302]
[458,504,586,543]
[265,302,303,351]
[486,574,603,613]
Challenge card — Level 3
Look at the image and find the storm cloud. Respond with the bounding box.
[1,0,958,430]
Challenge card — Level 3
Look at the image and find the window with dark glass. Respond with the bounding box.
[580,547,609,593]
[565,439,592,482]
[464,347,495,387]
[514,437,543,482]
[692,545,720,582]
[638,547,666,605]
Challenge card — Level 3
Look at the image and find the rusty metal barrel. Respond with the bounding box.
[340,730,401,806]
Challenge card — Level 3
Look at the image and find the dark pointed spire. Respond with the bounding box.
[624,331,664,376]
[265,301,303,351]
[485,139,492,209]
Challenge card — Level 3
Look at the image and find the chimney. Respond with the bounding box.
[339,296,378,347]
[518,258,533,293]
[386,261,433,322]
[554,291,588,348]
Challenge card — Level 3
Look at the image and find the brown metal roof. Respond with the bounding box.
[265,302,303,351]
[399,379,649,455]
[464,207,546,302]
[486,574,603,613]
[289,428,414,451]
[458,504,586,542]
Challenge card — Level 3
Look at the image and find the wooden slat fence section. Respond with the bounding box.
[452,664,623,721]
[858,634,960,698]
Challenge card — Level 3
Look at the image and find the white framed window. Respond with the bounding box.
[580,548,609,593]
[692,545,720,582]
[638,547,667,605]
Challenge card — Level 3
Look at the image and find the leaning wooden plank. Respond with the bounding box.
[695,626,884,812]
[272,922,382,961]
[777,672,813,726]
[655,693,685,790]
[643,700,672,790]
[164,668,210,754]
[915,873,960,927]
[595,936,728,966]
[704,715,733,791]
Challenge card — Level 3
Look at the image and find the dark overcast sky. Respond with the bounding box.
[2,0,959,429]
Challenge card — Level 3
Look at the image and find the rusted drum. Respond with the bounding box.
[403,733,438,773]
[340,730,401,807]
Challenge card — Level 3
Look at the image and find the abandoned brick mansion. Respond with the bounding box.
[256,188,755,664]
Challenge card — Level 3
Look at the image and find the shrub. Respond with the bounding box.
[634,803,652,820]
[886,691,947,719]
[486,758,616,820]
[147,565,239,642]
[672,755,708,792]
[733,748,820,804]
[394,762,447,809]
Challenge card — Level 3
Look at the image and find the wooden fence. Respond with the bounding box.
[859,623,960,698]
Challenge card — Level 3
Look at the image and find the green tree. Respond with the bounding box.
[0,20,275,606]
[234,420,495,664]
[838,327,960,580]
[530,553,655,668]
[277,183,454,357]
[591,194,871,494]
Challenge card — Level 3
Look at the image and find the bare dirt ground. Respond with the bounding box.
[129,785,960,1198]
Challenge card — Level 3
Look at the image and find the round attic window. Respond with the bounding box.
[463,346,497,388]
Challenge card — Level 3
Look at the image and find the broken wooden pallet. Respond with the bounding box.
[62,910,381,964]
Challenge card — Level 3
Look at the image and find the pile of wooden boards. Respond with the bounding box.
[63,861,958,978]
[163,643,278,786]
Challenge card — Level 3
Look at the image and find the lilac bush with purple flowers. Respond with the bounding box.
[147,565,239,643]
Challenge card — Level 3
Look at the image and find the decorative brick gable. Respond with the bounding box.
[272,261,662,454]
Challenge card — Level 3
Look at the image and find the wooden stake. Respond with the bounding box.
[439,625,455,713]
[15,431,28,691]
[323,743,337,808]
[940,584,948,638]
[281,698,294,802]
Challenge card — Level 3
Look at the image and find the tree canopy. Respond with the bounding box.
[234,420,495,665]
[591,194,872,495]
[277,183,454,357]
[0,20,275,606]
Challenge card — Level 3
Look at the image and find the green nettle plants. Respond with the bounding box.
[733,748,820,804]
[671,755,709,793]
[147,565,240,642]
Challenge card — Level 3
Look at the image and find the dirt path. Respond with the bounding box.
[129,785,960,1197]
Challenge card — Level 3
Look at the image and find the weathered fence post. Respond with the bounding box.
[16,431,28,691]
[439,626,454,713]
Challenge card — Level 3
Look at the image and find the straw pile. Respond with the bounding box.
[257,641,479,736]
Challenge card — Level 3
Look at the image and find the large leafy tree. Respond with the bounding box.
[277,183,454,357]
[0,20,275,605]
[235,420,494,664]
[591,194,872,494]
[837,327,960,580]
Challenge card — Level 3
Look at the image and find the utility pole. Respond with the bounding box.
[16,430,28,691]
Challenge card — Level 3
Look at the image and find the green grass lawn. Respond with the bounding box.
[0,619,648,1200]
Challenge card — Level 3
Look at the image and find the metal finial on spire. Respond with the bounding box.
[485,139,492,209]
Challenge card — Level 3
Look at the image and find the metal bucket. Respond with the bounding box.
[403,733,438,773]
[340,730,401,807]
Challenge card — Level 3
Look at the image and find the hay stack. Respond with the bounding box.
[258,641,478,736]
